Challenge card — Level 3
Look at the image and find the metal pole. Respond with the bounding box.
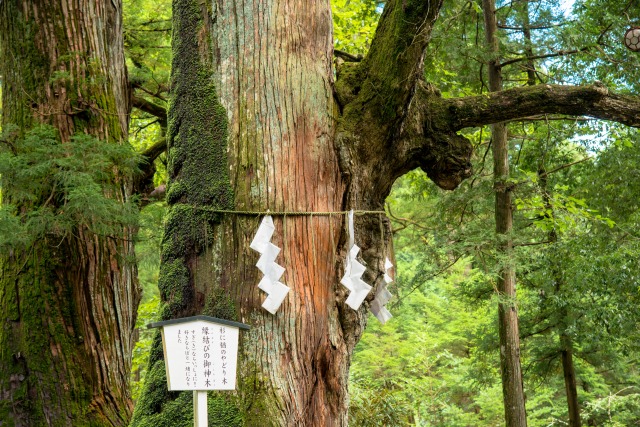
[194,390,208,427]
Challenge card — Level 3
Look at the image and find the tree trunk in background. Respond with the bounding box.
[482,0,528,425]
[0,1,138,425]
[539,157,582,426]
[561,332,581,426]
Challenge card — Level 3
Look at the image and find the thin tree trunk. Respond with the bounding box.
[482,0,528,425]
[522,5,537,87]
[0,1,137,425]
[561,332,581,426]
[539,155,581,427]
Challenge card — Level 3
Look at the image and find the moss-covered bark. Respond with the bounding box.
[132,0,363,425]
[0,1,137,425]
[130,0,241,424]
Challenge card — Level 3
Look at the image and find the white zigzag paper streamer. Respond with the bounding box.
[250,215,290,314]
[340,210,372,310]
[370,257,393,324]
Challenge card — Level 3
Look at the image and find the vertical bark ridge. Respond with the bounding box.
[213,2,347,423]
[133,0,346,425]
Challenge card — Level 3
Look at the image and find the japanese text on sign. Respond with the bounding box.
[160,320,240,390]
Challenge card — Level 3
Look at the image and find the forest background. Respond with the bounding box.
[2,0,640,425]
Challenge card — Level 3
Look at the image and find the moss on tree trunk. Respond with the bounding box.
[0,1,137,425]
[132,0,363,425]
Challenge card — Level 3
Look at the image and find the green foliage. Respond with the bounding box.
[352,111,640,425]
[131,201,165,401]
[124,0,170,189]
[131,295,160,401]
[124,0,171,100]
[350,259,506,426]
[332,0,382,54]
[582,389,640,427]
[0,125,140,251]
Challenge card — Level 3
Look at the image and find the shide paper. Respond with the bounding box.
[250,215,290,314]
[370,257,394,324]
[340,210,372,310]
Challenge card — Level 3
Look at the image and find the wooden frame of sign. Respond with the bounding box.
[148,316,250,427]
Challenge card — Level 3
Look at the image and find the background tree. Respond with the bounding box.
[482,0,527,423]
[132,0,640,426]
[0,0,141,425]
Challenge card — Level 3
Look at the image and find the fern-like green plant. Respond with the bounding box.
[0,124,141,251]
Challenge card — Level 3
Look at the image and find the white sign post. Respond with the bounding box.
[148,315,251,427]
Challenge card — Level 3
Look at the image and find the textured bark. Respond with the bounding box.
[0,1,137,425]
[560,333,581,426]
[212,1,351,420]
[0,0,129,139]
[482,0,528,425]
[132,0,352,424]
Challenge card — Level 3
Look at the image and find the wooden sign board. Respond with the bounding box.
[148,316,250,391]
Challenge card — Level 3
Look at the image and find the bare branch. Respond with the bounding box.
[132,83,168,101]
[499,48,587,68]
[498,22,569,30]
[514,240,554,247]
[539,156,593,178]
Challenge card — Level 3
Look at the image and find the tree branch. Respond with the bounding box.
[437,83,640,130]
[132,82,168,101]
[391,81,640,191]
[132,137,167,199]
[333,49,362,62]
[140,137,167,163]
[335,0,450,201]
[499,48,587,68]
[131,95,167,124]
[498,22,569,31]
[343,0,444,115]
[539,156,593,178]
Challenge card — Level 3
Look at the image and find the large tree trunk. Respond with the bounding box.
[0,1,138,425]
[132,0,454,424]
[132,0,357,425]
[482,0,528,425]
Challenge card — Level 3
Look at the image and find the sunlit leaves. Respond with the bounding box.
[332,0,382,54]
